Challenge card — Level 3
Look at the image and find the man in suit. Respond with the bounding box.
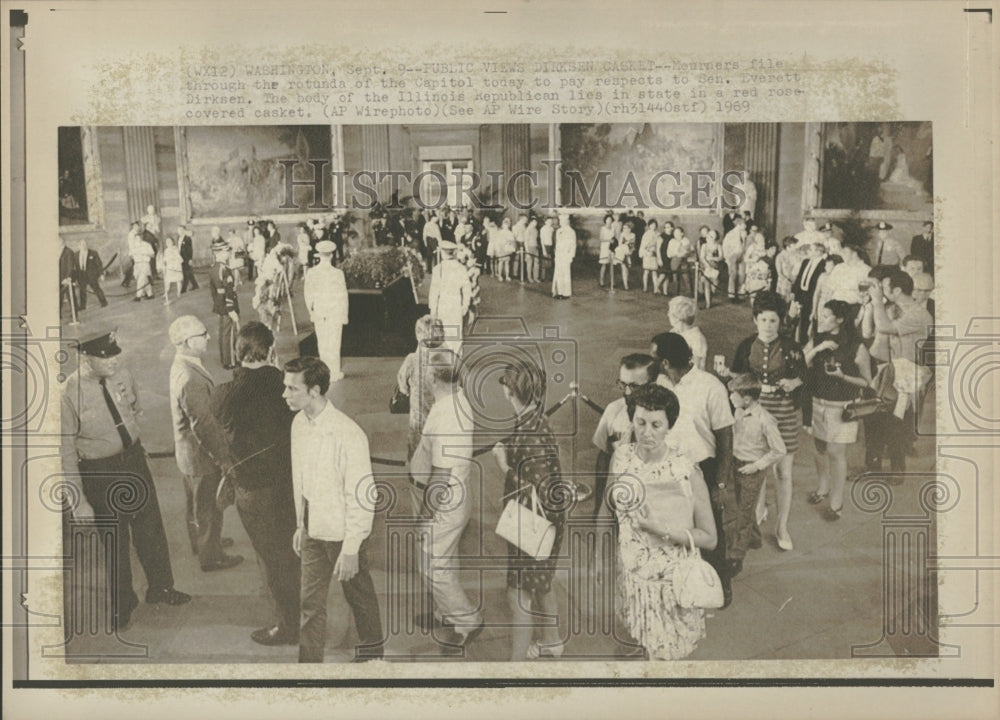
[168,315,243,573]
[910,221,934,276]
[791,242,828,344]
[209,238,240,369]
[178,225,199,293]
[60,242,80,318]
[75,240,108,309]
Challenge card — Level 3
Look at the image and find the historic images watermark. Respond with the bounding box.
[278,161,751,212]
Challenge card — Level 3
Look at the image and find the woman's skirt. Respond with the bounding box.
[759,390,800,455]
[811,397,859,444]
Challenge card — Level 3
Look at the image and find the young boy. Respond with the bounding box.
[725,374,786,576]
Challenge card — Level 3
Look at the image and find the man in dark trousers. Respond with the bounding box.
[75,240,108,310]
[168,315,243,573]
[910,221,934,276]
[213,322,301,645]
[59,242,79,318]
[178,225,199,293]
[61,330,190,630]
[209,238,240,369]
[791,241,828,345]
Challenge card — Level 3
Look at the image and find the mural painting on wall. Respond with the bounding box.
[558,123,719,209]
[58,126,90,225]
[820,121,932,213]
[185,126,333,218]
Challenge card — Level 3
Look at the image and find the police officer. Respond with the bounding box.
[209,237,240,369]
[60,330,190,631]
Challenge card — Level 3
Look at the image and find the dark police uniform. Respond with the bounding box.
[60,331,189,629]
[209,239,240,368]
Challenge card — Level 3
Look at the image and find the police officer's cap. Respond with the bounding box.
[76,329,122,358]
[211,237,229,252]
[876,221,893,231]
[315,240,336,254]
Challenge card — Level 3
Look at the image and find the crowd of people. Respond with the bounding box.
[59,201,936,664]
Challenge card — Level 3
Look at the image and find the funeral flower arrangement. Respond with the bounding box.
[340,245,425,289]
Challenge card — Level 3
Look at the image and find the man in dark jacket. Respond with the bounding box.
[75,240,108,309]
[209,238,240,369]
[60,242,80,317]
[213,322,300,645]
[179,225,199,292]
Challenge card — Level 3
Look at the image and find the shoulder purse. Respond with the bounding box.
[495,485,556,561]
[672,530,725,609]
[389,385,410,414]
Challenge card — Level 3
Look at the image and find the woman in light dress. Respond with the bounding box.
[698,229,723,308]
[640,219,663,293]
[598,384,717,660]
[162,236,184,304]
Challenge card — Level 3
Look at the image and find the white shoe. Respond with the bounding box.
[776,530,794,551]
[331,371,345,382]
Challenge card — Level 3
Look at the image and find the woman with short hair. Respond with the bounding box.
[491,360,569,660]
[599,383,718,660]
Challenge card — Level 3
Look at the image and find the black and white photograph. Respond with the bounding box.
[2,2,997,719]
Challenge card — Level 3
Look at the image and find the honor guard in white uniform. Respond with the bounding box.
[551,212,576,299]
[428,239,472,354]
[304,240,349,381]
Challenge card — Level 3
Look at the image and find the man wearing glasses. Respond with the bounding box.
[590,353,659,517]
[168,315,243,573]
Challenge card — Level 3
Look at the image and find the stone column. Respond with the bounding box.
[122,127,159,222]
[501,124,531,209]
[745,123,779,232]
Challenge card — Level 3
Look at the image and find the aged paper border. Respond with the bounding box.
[2,0,998,717]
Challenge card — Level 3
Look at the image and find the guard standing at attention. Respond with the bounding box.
[209,237,240,369]
[303,240,349,382]
[60,330,190,631]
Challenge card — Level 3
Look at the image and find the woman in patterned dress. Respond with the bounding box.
[599,384,717,660]
[728,291,807,551]
[492,361,571,661]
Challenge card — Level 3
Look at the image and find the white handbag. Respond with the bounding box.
[496,486,556,561]
[672,530,724,609]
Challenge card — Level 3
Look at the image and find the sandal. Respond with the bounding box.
[823,506,843,521]
[808,491,829,505]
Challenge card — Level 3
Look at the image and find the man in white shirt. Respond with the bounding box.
[722,216,748,299]
[284,356,382,663]
[652,332,735,607]
[304,240,349,381]
[410,350,484,651]
[871,221,904,266]
[826,242,872,316]
[591,353,658,516]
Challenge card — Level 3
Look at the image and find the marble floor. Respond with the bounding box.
[56,260,939,666]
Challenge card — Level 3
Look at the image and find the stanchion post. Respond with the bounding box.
[67,280,79,326]
[280,265,298,336]
[519,246,525,285]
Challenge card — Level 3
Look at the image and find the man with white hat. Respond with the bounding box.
[428,239,471,354]
[871,221,904,266]
[551,211,576,299]
[304,240,349,381]
[209,237,240,369]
